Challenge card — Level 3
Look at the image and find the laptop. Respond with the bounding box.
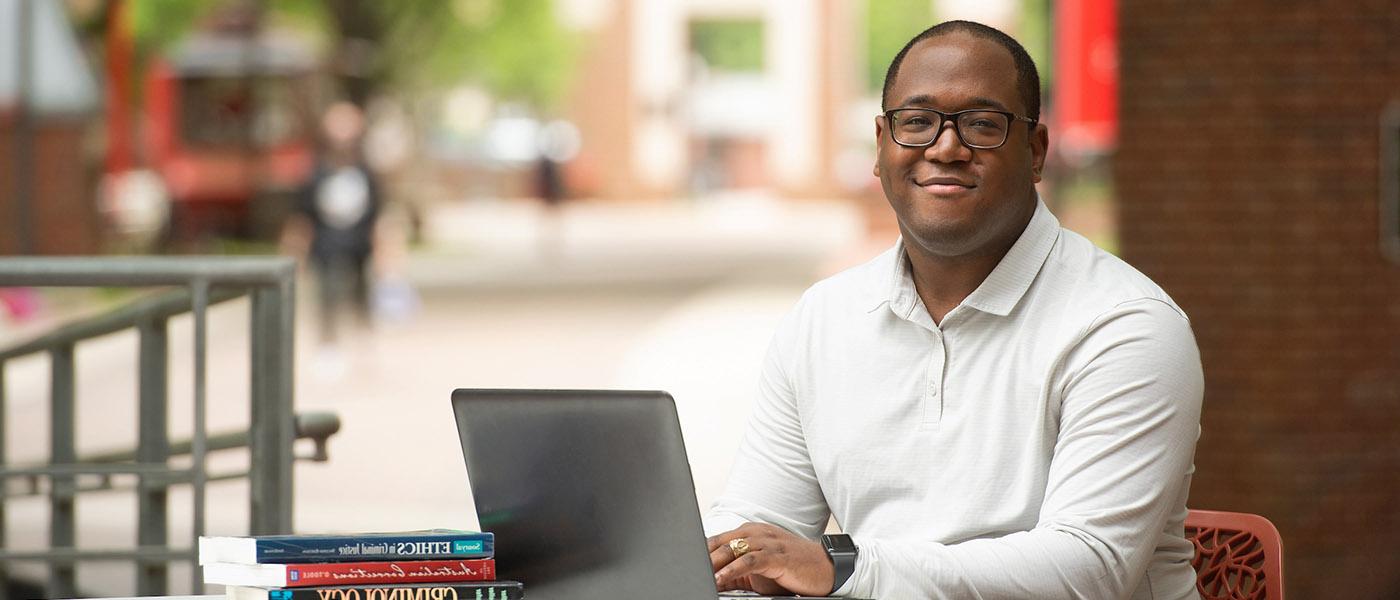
[452,389,849,600]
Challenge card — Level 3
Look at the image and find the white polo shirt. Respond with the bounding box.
[704,200,1203,600]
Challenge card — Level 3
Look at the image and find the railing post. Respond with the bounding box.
[0,257,301,595]
[49,344,77,597]
[0,360,9,600]
[189,280,209,594]
[249,278,295,535]
[136,318,170,595]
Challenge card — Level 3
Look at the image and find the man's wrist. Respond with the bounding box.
[820,534,858,594]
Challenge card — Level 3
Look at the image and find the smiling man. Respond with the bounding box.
[704,21,1203,600]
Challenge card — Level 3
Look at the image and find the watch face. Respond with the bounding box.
[823,534,856,553]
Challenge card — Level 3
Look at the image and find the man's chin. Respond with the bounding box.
[900,224,985,258]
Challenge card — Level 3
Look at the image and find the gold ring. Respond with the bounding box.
[728,537,751,558]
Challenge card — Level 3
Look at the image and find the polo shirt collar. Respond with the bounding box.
[872,198,1061,318]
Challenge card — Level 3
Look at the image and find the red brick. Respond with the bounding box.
[1117,2,1400,597]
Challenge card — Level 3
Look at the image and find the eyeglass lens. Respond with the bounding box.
[889,110,1010,148]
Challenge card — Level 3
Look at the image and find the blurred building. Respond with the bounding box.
[560,0,863,201]
[0,0,100,254]
[140,22,318,241]
[1116,2,1400,598]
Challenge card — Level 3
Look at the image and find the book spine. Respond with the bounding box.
[243,582,522,600]
[254,534,493,563]
[279,559,495,587]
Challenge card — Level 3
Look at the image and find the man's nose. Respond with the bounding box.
[923,121,973,163]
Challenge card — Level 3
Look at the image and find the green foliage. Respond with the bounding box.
[1019,0,1052,92]
[130,0,216,58]
[380,0,578,110]
[264,0,332,46]
[864,0,933,94]
[128,0,578,110]
[690,19,765,72]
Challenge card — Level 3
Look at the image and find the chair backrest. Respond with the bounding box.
[1185,509,1285,600]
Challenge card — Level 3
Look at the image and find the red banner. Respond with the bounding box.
[1053,0,1117,155]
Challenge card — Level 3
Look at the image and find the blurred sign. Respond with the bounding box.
[0,0,98,115]
[1053,0,1117,156]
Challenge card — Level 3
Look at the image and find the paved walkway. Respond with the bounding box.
[1,198,873,595]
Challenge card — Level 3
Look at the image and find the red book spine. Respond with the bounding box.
[281,559,495,587]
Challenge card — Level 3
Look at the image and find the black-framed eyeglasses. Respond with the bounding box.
[883,108,1036,150]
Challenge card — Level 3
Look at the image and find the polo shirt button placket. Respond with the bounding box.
[925,381,943,425]
[925,334,946,425]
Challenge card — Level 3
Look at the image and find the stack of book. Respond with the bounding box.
[198,529,523,599]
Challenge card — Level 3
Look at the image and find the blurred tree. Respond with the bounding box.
[690,19,765,73]
[1019,0,1051,95]
[308,0,576,110]
[130,0,217,63]
[123,0,577,110]
[864,0,933,94]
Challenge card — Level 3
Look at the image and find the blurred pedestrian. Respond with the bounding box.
[283,101,381,358]
[534,119,579,259]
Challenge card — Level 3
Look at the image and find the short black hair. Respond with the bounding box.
[881,20,1041,122]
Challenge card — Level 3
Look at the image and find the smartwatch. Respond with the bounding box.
[821,533,858,594]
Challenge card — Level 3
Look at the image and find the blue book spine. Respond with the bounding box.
[235,581,524,600]
[252,531,494,563]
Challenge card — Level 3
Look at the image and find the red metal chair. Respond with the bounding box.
[1185,509,1285,600]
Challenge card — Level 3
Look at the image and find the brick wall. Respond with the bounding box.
[0,120,100,255]
[1115,3,1400,597]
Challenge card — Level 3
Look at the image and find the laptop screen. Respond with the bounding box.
[452,389,721,600]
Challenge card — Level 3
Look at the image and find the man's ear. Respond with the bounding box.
[873,115,885,178]
[1030,123,1049,183]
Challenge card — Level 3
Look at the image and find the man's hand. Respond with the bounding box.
[707,523,835,596]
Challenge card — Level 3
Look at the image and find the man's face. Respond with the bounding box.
[875,33,1049,260]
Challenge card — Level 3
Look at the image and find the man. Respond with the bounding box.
[704,21,1203,600]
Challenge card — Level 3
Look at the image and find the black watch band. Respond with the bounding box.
[821,533,858,594]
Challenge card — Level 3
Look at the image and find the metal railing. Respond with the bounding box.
[0,257,329,597]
